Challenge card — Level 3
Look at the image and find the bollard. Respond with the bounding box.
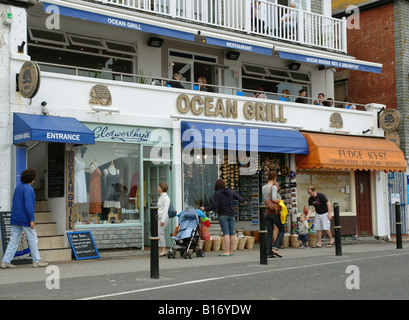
[395,202,403,249]
[150,206,160,279]
[333,202,342,256]
[259,206,268,265]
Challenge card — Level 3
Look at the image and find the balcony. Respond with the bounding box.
[85,0,347,53]
[17,62,382,138]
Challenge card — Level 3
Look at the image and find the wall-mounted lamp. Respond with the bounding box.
[92,105,120,113]
[288,62,301,71]
[147,37,163,48]
[318,65,326,71]
[226,51,240,60]
[18,41,25,53]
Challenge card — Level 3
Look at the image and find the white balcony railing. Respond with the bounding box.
[94,0,347,52]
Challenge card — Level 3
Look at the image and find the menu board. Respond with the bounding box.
[0,212,32,265]
[67,231,100,260]
[48,143,65,197]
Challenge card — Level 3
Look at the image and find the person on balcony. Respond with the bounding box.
[167,73,185,89]
[343,98,356,110]
[279,89,292,102]
[314,93,330,107]
[197,76,213,92]
[251,1,265,33]
[279,3,298,37]
[295,89,308,104]
[253,85,267,99]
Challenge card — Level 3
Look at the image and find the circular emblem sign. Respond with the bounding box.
[379,109,401,132]
[18,61,41,99]
[385,131,400,147]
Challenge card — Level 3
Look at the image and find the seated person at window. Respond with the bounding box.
[253,85,267,99]
[343,98,356,110]
[280,89,292,102]
[313,93,330,106]
[197,76,213,92]
[167,73,185,89]
[295,89,308,104]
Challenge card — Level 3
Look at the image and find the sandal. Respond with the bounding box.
[327,242,334,248]
[272,250,283,258]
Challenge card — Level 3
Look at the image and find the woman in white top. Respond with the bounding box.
[157,182,170,256]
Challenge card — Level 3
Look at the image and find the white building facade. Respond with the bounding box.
[0,0,404,260]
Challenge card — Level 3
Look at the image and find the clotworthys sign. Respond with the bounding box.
[176,94,288,123]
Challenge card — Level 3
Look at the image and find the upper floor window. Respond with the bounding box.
[27,27,137,82]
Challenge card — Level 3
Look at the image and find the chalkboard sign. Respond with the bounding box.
[0,212,32,265]
[48,143,65,198]
[67,231,100,260]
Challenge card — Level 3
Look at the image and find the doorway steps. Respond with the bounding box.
[34,190,72,262]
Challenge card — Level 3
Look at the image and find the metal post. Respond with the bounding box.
[150,206,160,279]
[395,202,403,249]
[259,206,267,265]
[333,202,342,256]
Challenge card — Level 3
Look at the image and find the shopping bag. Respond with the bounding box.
[201,224,211,240]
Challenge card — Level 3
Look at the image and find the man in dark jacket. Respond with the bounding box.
[200,179,246,256]
[1,168,48,269]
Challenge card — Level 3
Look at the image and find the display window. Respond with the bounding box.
[73,142,141,224]
[296,172,352,213]
[182,149,291,224]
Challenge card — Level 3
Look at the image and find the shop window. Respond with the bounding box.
[73,143,141,224]
[296,172,352,213]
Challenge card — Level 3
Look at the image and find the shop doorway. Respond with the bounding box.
[355,170,372,236]
[144,163,173,246]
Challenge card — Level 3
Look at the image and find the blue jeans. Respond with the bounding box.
[219,215,235,236]
[2,225,42,263]
[266,214,285,253]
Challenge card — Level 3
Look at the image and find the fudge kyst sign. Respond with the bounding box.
[176,94,287,123]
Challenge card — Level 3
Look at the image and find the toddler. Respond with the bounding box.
[298,214,309,248]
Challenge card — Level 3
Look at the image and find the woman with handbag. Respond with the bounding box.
[157,182,170,257]
[200,179,246,257]
[262,171,285,258]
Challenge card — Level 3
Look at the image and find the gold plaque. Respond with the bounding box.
[329,112,343,128]
[89,84,112,105]
[18,61,41,99]
[379,109,401,132]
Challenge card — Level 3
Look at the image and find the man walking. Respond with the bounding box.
[1,168,48,269]
[306,186,334,248]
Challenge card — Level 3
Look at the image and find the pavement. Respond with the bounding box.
[0,237,402,286]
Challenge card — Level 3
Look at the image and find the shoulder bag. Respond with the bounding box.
[264,185,280,214]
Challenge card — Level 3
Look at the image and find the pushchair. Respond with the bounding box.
[167,209,205,259]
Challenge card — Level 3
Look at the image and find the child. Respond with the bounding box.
[298,213,309,249]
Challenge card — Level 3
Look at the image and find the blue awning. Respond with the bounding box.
[279,51,382,74]
[181,121,308,154]
[13,113,95,145]
[205,37,273,56]
[43,3,195,42]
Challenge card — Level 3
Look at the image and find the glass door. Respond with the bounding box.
[144,163,174,246]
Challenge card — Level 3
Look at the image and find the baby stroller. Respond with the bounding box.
[167,209,205,259]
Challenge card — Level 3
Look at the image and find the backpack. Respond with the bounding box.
[168,201,177,218]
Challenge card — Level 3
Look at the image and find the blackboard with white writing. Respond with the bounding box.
[0,212,32,265]
[67,231,100,260]
[48,143,65,198]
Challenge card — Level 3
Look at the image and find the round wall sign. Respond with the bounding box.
[379,109,401,132]
[18,61,41,99]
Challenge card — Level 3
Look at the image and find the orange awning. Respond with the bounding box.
[295,132,407,172]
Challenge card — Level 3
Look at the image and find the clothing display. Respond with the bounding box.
[103,166,121,208]
[74,153,87,203]
[89,163,102,214]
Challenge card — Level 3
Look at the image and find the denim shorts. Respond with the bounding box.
[219,215,235,236]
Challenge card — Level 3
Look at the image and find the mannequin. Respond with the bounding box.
[103,160,120,223]
[88,157,101,224]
